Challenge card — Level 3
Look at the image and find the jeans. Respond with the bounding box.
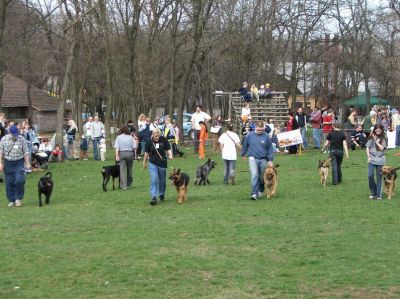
[93,137,101,160]
[300,127,308,148]
[368,163,383,197]
[330,150,343,185]
[249,158,267,195]
[148,162,166,199]
[223,160,236,184]
[119,151,134,188]
[194,130,200,153]
[4,159,25,203]
[396,125,400,147]
[312,128,321,148]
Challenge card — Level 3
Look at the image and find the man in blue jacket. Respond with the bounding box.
[241,121,274,200]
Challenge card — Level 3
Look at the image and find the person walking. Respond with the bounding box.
[218,124,241,185]
[366,124,387,200]
[191,105,211,154]
[241,121,275,200]
[321,122,349,185]
[92,115,105,161]
[143,128,173,205]
[115,125,136,190]
[0,125,30,207]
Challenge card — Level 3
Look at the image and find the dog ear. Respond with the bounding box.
[207,158,211,162]
[392,167,400,172]
[177,168,180,174]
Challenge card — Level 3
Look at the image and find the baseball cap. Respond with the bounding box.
[9,125,19,136]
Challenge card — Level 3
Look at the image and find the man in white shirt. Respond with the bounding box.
[218,124,241,185]
[92,115,105,160]
[84,116,93,150]
[191,105,211,154]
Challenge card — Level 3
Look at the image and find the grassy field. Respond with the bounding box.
[1,146,400,298]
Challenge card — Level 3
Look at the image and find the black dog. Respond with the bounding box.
[38,172,53,207]
[101,162,120,192]
[194,158,217,185]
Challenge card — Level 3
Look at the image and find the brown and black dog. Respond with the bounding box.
[318,158,332,187]
[381,166,400,200]
[264,164,280,199]
[169,168,190,204]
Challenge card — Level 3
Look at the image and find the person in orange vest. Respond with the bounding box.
[198,121,208,159]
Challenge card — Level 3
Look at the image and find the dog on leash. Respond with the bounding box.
[264,164,279,199]
[194,158,217,185]
[169,168,190,204]
[101,162,120,192]
[38,172,53,207]
[381,166,400,199]
[318,158,332,187]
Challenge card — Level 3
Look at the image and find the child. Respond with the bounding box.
[132,132,140,160]
[198,121,208,159]
[49,144,63,162]
[80,135,88,160]
[99,138,106,161]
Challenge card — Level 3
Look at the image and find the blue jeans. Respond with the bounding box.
[93,137,101,160]
[249,158,267,195]
[148,162,166,199]
[330,150,343,185]
[368,163,383,197]
[312,128,321,148]
[300,127,308,148]
[4,159,26,203]
[396,125,400,147]
[223,160,236,184]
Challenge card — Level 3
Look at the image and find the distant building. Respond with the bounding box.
[1,73,71,133]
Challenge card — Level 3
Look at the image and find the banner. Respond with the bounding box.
[277,129,303,147]
[387,130,396,149]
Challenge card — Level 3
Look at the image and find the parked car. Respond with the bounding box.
[159,113,193,138]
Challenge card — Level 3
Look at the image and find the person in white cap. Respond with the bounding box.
[0,124,30,207]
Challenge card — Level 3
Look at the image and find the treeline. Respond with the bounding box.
[0,0,399,141]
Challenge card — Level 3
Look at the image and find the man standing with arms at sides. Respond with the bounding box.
[84,116,93,152]
[241,121,274,201]
[191,105,211,154]
[0,125,30,207]
[295,107,308,150]
[92,115,105,161]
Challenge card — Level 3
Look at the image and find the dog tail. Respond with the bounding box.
[45,172,52,178]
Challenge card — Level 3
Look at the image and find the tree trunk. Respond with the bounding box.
[56,39,76,146]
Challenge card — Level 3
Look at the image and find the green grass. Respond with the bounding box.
[1,147,400,298]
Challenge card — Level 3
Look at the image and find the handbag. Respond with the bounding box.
[210,126,220,134]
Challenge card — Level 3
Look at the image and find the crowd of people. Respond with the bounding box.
[2,99,400,207]
[239,81,273,102]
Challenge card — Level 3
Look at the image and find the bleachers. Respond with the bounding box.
[230,92,289,130]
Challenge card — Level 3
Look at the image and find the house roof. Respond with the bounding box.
[344,95,390,107]
[2,73,67,112]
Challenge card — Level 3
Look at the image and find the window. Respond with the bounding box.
[6,107,27,120]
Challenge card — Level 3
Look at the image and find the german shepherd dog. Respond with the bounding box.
[194,158,217,185]
[38,172,53,207]
[169,169,190,204]
[101,162,120,192]
[264,164,280,199]
[380,166,400,199]
[318,158,332,187]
